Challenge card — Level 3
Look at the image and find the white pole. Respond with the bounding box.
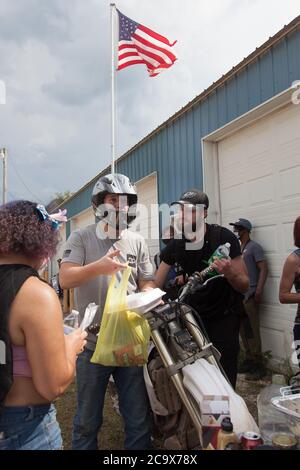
[0,148,7,204]
[110,3,117,174]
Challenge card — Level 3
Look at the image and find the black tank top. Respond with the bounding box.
[0,264,39,407]
[294,249,300,324]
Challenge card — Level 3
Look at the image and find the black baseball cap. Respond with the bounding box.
[229,218,252,231]
[171,189,209,209]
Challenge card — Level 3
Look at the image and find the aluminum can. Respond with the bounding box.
[241,431,263,450]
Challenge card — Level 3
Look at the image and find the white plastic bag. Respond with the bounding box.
[63,303,98,334]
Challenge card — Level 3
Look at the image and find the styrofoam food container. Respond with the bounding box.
[126,288,165,314]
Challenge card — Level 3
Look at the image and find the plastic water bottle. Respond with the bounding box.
[63,309,79,334]
[209,243,231,262]
[257,374,290,444]
[206,242,231,277]
[72,309,80,328]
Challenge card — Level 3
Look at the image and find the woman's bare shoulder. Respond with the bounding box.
[21,276,56,299]
[13,276,61,322]
[283,253,300,275]
[287,252,300,265]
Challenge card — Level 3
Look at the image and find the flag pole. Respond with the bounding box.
[110,3,116,174]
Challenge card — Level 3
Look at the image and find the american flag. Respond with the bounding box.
[117,9,178,77]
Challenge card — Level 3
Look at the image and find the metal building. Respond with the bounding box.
[55,16,300,363]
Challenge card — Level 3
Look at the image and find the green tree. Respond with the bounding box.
[54,191,72,205]
[46,191,72,212]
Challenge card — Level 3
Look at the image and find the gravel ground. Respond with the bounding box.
[56,372,272,450]
[236,372,271,422]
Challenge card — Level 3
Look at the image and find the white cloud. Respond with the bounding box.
[0,0,299,203]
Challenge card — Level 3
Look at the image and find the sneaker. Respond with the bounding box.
[245,363,267,381]
[238,359,255,374]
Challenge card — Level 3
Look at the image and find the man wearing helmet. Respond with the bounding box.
[59,174,155,450]
[155,189,249,388]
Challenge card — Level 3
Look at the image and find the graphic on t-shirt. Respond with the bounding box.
[127,254,137,267]
[63,249,71,258]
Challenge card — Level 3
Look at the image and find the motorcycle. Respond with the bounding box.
[104,248,258,450]
[142,259,258,450]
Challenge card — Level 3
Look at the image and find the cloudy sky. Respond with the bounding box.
[0,0,299,204]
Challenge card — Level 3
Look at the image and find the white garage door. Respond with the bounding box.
[217,102,300,360]
[130,173,160,265]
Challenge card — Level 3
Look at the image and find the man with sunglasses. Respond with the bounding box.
[155,189,249,388]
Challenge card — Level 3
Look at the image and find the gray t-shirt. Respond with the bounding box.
[242,240,265,300]
[61,223,155,350]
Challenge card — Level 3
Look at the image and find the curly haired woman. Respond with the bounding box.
[0,200,125,450]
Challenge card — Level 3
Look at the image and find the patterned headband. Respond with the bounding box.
[35,204,67,230]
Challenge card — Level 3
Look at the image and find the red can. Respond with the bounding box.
[241,432,263,450]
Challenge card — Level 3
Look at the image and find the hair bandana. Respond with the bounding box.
[35,204,67,230]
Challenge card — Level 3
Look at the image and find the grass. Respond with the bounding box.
[55,382,125,450]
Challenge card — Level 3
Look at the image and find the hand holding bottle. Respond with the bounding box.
[65,328,87,356]
[208,243,231,277]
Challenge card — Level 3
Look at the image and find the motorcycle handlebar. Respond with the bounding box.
[178,272,224,302]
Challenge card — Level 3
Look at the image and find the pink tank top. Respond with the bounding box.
[12,345,32,378]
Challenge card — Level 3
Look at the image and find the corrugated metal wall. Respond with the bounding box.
[64,27,300,233]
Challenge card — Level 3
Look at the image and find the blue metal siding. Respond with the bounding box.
[164,125,176,203]
[237,69,249,116]
[287,28,300,81]
[208,91,218,134]
[273,39,289,94]
[260,49,274,102]
[247,60,261,109]
[192,107,202,186]
[200,98,209,137]
[173,119,181,192]
[186,111,196,189]
[63,26,300,223]
[226,77,238,122]
[216,84,227,128]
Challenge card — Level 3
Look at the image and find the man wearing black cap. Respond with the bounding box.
[155,189,249,388]
[229,218,268,380]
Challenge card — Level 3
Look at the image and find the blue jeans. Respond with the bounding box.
[72,348,152,450]
[0,404,62,450]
